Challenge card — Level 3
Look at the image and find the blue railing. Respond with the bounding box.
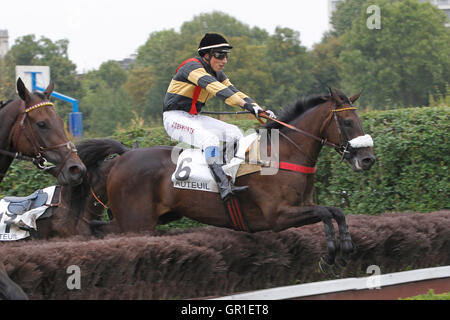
[27,71,83,138]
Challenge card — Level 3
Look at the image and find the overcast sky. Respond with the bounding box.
[1,0,330,73]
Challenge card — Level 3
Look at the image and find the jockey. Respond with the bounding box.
[163,33,276,202]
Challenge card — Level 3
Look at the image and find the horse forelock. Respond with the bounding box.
[264,94,330,130]
[32,91,47,100]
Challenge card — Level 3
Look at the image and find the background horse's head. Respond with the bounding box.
[10,78,86,186]
[322,88,376,171]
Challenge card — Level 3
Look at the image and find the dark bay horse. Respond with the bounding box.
[0,78,86,186]
[0,139,126,299]
[0,138,129,239]
[106,89,376,266]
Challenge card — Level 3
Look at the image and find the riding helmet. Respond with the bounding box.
[198,33,233,56]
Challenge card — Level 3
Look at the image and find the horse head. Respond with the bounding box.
[10,78,86,186]
[322,88,376,171]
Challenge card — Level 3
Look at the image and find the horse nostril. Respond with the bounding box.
[362,156,375,166]
[69,165,82,176]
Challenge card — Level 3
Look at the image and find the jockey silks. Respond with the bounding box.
[163,56,255,114]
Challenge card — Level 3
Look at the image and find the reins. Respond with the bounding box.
[258,102,358,164]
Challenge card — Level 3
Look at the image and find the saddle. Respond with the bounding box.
[172,133,262,193]
[4,190,49,215]
[0,186,57,241]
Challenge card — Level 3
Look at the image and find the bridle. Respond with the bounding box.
[0,101,78,177]
[259,99,363,162]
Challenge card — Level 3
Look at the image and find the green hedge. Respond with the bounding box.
[315,106,449,214]
[1,107,449,215]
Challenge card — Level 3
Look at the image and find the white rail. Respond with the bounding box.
[211,266,450,300]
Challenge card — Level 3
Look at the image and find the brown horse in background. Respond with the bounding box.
[100,89,376,267]
[0,139,126,300]
[0,139,128,240]
[0,78,86,186]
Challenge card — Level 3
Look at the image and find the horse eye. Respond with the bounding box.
[36,121,48,129]
[343,119,353,127]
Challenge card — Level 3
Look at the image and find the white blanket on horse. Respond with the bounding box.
[171,133,259,193]
[0,186,56,241]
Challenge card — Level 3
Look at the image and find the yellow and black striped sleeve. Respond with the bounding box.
[177,60,250,107]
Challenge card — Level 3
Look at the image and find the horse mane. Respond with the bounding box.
[63,139,130,221]
[264,89,351,130]
[0,99,13,110]
[76,139,129,171]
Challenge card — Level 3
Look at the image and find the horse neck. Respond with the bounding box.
[56,183,91,235]
[0,100,23,180]
[280,101,333,166]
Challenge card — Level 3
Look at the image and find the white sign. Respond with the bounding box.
[15,65,50,92]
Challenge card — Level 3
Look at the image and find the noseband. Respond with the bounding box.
[1,101,78,177]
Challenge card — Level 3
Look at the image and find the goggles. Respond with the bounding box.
[211,51,228,60]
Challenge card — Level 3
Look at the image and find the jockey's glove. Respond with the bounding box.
[242,103,277,119]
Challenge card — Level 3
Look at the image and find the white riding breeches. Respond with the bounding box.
[163,110,243,161]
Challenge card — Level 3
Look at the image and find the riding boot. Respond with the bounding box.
[208,162,249,201]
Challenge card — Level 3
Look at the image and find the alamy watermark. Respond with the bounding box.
[367,5,381,30]
[170,128,280,176]
[366,265,382,289]
[66,265,81,290]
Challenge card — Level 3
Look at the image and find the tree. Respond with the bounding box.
[330,0,370,36]
[264,27,315,109]
[135,29,185,120]
[310,33,344,93]
[339,0,450,109]
[79,61,132,136]
[1,35,81,116]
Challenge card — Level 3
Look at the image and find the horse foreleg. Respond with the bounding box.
[275,205,337,265]
[326,206,354,265]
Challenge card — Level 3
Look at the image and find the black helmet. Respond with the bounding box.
[198,33,233,56]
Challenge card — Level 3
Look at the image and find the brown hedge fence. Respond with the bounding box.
[1,210,448,300]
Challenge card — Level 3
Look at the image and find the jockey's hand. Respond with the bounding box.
[263,109,277,119]
[242,102,263,117]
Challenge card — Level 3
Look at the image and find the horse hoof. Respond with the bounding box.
[341,240,354,255]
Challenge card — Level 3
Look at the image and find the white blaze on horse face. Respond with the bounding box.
[349,134,374,148]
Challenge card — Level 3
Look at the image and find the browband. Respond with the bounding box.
[25,102,54,113]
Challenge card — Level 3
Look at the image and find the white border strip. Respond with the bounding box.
[211,266,450,300]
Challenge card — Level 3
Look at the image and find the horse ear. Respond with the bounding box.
[349,90,363,104]
[17,77,31,102]
[43,81,54,100]
[329,87,343,104]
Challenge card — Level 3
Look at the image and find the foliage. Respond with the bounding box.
[400,289,450,300]
[79,61,133,136]
[314,106,449,214]
[0,35,81,117]
[338,0,450,109]
[310,35,343,93]
[330,0,371,37]
[0,161,56,198]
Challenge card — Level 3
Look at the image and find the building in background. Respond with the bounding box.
[328,0,450,29]
[0,30,8,58]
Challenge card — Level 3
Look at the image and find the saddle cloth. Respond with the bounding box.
[171,133,262,193]
[0,186,56,241]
